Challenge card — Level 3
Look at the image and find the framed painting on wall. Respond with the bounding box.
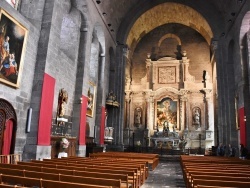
[5,0,20,10]
[155,97,177,131]
[86,82,96,117]
[0,8,28,88]
[235,97,239,130]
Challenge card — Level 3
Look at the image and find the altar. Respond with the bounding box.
[124,52,215,151]
[151,137,180,149]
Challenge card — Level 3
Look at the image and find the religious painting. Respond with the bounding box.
[86,82,96,117]
[155,97,177,131]
[0,8,28,88]
[5,0,19,10]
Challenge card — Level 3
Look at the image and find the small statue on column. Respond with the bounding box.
[192,107,201,127]
[57,88,68,117]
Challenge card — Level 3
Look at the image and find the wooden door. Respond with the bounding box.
[0,99,17,155]
[0,109,6,154]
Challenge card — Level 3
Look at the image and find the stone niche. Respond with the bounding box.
[124,54,215,150]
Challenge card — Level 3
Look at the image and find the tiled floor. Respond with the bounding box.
[141,156,186,188]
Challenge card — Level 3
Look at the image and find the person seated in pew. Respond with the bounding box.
[226,143,236,157]
[216,143,225,156]
[240,144,248,159]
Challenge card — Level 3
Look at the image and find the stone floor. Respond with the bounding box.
[141,156,186,188]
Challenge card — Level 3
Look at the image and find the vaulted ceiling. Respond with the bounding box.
[93,0,246,50]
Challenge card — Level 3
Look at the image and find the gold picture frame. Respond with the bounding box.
[0,8,28,88]
[86,82,96,117]
[235,97,239,130]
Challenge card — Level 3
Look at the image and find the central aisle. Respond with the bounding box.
[141,158,185,188]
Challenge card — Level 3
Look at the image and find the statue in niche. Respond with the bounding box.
[57,88,68,117]
[193,107,201,126]
[134,107,142,127]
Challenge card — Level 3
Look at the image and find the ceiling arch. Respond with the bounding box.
[126,2,213,51]
[158,33,181,47]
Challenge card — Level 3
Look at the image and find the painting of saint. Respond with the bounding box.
[86,82,96,117]
[156,98,177,131]
[0,9,27,88]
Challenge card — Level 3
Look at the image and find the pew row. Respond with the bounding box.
[0,174,112,188]
[89,152,159,170]
[180,155,250,188]
[0,164,127,188]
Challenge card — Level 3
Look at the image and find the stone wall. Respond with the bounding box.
[132,23,211,84]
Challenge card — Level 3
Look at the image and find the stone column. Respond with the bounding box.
[148,94,155,135]
[114,45,127,147]
[145,58,152,89]
[180,96,187,131]
[123,92,131,145]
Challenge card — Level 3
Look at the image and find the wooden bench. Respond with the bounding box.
[18,161,138,188]
[31,159,147,184]
[0,167,121,188]
[0,185,26,187]
[180,155,250,187]
[0,172,115,188]
[192,178,250,188]
[189,174,250,188]
[89,152,159,170]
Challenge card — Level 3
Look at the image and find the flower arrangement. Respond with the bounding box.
[61,137,69,149]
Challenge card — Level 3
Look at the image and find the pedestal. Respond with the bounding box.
[50,136,76,158]
[58,152,68,158]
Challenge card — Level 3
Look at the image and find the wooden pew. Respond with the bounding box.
[189,174,250,188]
[18,161,139,188]
[0,167,122,188]
[0,164,130,188]
[31,159,147,184]
[42,157,149,177]
[180,155,250,188]
[0,185,27,187]
[0,173,114,188]
[89,152,159,170]
[192,178,250,188]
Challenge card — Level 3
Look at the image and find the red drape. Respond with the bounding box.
[37,73,55,145]
[2,119,13,155]
[239,107,246,146]
[79,95,88,145]
[100,106,106,145]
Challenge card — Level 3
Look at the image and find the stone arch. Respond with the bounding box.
[158,33,182,59]
[59,7,81,61]
[89,23,106,144]
[124,2,214,52]
[239,11,250,46]
[158,33,181,47]
[154,87,180,101]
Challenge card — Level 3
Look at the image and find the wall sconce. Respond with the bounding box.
[80,97,82,104]
[244,116,246,122]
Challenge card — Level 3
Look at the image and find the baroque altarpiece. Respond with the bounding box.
[124,53,215,150]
